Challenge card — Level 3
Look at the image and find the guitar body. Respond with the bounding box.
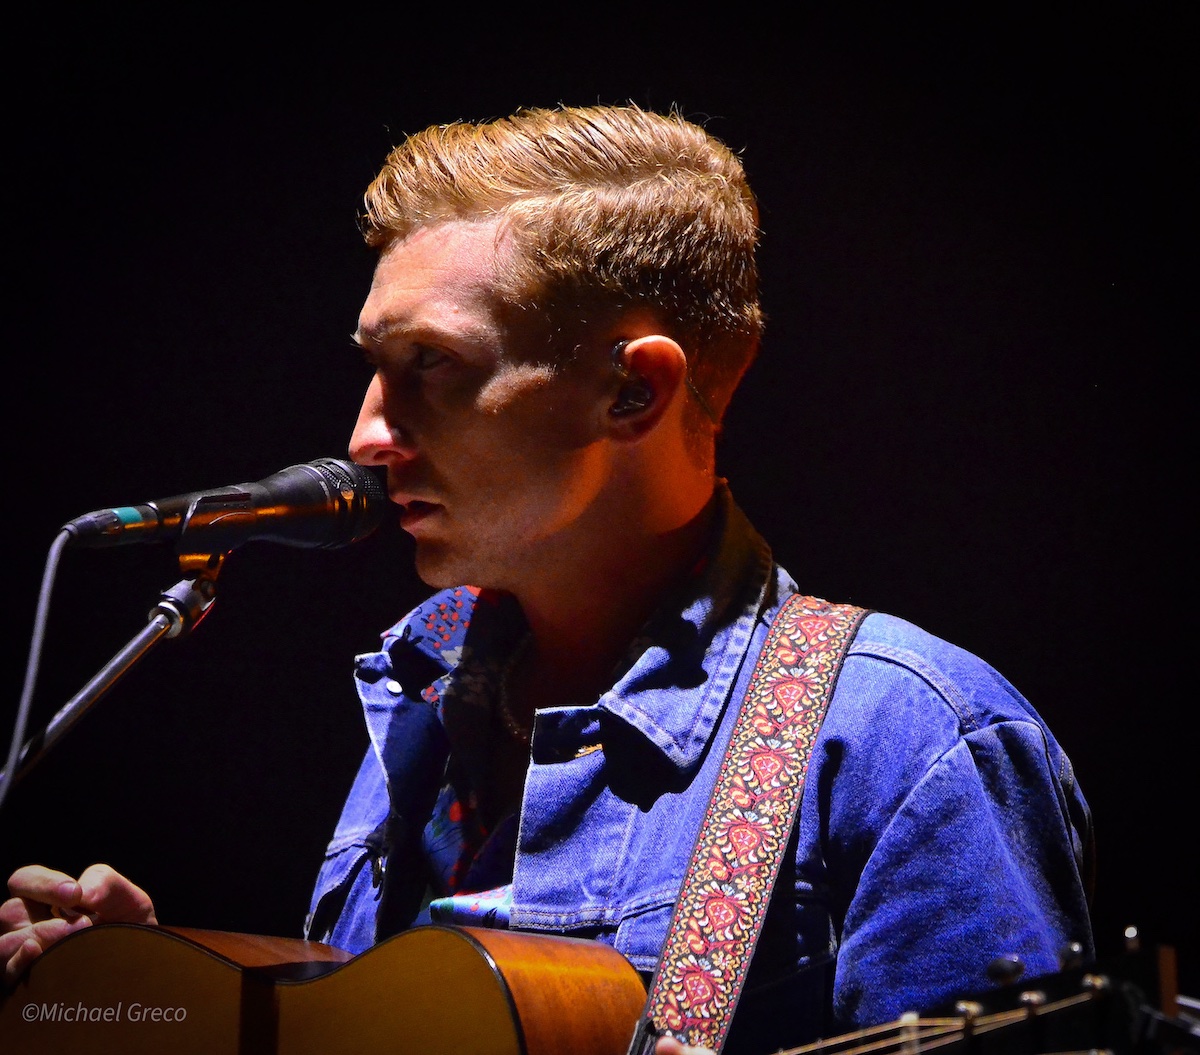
[273,925,647,1055]
[0,922,648,1055]
[4,921,1180,1053]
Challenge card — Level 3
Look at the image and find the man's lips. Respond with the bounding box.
[396,499,440,529]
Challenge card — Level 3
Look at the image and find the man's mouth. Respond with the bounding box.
[398,499,439,529]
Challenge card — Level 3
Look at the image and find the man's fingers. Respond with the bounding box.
[1,916,92,986]
[2,863,155,989]
[6,865,83,921]
[0,917,85,960]
[655,1039,715,1055]
[0,896,36,930]
[77,864,156,925]
[4,936,42,987]
[5,863,156,931]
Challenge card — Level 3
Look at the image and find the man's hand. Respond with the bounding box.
[1,864,157,985]
[654,1038,715,1055]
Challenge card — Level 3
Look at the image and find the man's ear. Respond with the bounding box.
[606,336,688,436]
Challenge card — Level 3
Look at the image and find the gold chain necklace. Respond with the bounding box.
[496,633,534,744]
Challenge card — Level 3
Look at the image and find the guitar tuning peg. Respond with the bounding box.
[987,954,1025,985]
[1059,941,1086,969]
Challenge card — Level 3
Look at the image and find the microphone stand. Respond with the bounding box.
[1,551,225,792]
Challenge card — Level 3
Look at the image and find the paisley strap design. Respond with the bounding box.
[638,593,868,1053]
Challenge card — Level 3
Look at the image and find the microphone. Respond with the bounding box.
[61,458,389,553]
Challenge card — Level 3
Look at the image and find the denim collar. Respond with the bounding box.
[596,485,775,769]
[370,483,776,774]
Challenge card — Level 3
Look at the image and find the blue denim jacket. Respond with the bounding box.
[305,488,1094,1052]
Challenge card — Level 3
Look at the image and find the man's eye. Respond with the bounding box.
[352,341,378,371]
[413,345,448,370]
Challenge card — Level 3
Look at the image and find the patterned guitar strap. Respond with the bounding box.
[628,593,869,1054]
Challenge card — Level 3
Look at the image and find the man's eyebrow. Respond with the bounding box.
[351,319,398,347]
[352,320,499,351]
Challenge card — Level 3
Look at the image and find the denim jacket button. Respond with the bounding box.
[385,679,403,695]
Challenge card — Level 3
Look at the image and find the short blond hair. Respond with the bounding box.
[361,104,764,432]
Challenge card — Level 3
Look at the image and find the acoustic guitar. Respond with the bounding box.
[0,922,646,1055]
[0,921,1186,1054]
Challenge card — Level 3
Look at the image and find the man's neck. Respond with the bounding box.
[506,486,719,714]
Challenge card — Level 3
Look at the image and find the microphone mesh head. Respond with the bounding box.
[307,458,389,547]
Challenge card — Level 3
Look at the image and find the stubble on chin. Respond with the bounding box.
[411,540,459,589]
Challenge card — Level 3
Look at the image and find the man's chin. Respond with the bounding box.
[412,541,518,595]
[412,543,478,591]
[412,548,454,589]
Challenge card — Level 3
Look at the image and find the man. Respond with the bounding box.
[2,104,1094,1053]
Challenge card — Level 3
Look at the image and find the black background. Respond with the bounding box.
[4,7,1194,998]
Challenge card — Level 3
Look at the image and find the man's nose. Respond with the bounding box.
[348,375,417,465]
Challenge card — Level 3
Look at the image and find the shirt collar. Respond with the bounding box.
[375,483,776,772]
[597,483,775,769]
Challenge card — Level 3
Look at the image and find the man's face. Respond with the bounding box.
[349,220,614,591]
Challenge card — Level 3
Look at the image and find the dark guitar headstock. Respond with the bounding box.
[922,940,1198,1054]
